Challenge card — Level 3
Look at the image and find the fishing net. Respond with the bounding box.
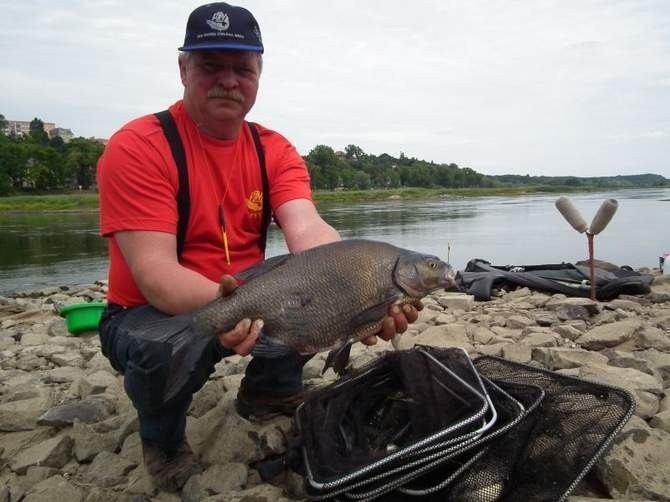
[293,347,635,502]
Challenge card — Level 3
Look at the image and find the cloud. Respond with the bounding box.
[2,0,669,177]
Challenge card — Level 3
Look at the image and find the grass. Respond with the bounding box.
[312,185,599,203]
[0,185,603,211]
[0,192,100,211]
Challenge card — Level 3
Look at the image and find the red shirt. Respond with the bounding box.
[97,101,312,307]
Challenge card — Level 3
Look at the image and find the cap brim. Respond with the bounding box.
[178,43,264,53]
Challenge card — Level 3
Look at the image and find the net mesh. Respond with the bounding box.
[295,347,635,502]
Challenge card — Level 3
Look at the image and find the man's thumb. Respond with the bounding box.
[218,274,238,296]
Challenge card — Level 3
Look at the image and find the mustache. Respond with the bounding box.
[207,87,244,102]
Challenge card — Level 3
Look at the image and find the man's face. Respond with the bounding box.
[179,51,261,133]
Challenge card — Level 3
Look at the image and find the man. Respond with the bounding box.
[96,2,420,492]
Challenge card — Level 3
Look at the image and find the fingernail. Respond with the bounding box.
[253,319,264,331]
[391,306,401,315]
[242,318,251,330]
[403,304,412,313]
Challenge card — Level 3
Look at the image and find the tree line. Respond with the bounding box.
[304,144,495,190]
[1,113,666,196]
[0,114,104,196]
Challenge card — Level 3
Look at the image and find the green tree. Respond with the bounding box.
[0,141,30,190]
[353,171,371,189]
[29,118,49,144]
[65,138,104,189]
[344,144,364,162]
[26,144,65,190]
[0,113,7,133]
[306,145,343,189]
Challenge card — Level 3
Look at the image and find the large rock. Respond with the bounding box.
[22,475,83,502]
[187,398,262,465]
[0,428,53,459]
[70,422,117,462]
[550,297,600,311]
[182,463,248,501]
[395,324,473,352]
[522,330,560,348]
[85,450,137,487]
[37,397,115,427]
[10,435,73,475]
[635,326,670,352]
[649,409,670,433]
[554,324,585,341]
[506,315,536,329]
[635,349,670,384]
[118,431,143,465]
[20,332,50,346]
[532,347,608,370]
[501,343,532,363]
[189,380,225,418]
[0,390,54,431]
[578,365,663,419]
[49,351,84,368]
[596,425,670,501]
[44,367,86,384]
[77,370,119,397]
[576,319,643,350]
[202,484,286,502]
[435,293,475,311]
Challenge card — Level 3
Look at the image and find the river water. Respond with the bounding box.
[1,188,668,295]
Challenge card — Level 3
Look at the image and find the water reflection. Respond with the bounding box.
[1,188,669,294]
[0,212,107,293]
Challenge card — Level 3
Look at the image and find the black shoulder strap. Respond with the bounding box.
[155,113,271,259]
[154,110,190,261]
[248,122,271,253]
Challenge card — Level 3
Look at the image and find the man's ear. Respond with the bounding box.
[178,56,188,86]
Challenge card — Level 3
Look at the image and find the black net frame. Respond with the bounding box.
[297,348,490,491]
[295,348,635,502]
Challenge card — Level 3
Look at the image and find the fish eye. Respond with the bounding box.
[429,261,438,269]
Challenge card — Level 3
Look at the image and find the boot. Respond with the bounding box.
[141,439,202,492]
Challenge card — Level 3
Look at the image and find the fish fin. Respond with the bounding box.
[323,341,353,376]
[349,292,399,331]
[251,332,294,358]
[131,314,195,346]
[234,254,292,284]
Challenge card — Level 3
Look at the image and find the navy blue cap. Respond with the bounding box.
[179,3,264,53]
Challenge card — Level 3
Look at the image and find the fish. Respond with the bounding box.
[191,239,456,374]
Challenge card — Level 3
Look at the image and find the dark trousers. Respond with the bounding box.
[99,304,309,451]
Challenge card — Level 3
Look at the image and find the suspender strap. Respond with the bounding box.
[154,112,271,258]
[248,122,271,253]
[154,110,190,261]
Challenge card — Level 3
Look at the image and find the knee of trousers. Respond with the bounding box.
[123,337,172,415]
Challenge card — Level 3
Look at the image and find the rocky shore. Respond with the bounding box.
[1,273,669,502]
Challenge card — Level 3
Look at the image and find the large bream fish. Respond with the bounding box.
[193,239,455,373]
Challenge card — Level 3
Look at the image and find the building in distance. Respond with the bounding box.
[3,119,75,143]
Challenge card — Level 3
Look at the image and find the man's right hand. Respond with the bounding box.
[216,275,262,356]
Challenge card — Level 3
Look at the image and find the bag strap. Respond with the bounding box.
[154,110,190,261]
[248,122,271,253]
[154,111,271,259]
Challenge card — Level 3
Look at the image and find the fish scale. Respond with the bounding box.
[191,239,454,373]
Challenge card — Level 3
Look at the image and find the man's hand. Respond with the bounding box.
[216,275,262,356]
[361,301,423,346]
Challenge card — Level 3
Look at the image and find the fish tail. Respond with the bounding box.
[323,341,353,376]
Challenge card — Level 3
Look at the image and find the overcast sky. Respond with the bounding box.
[2,0,668,177]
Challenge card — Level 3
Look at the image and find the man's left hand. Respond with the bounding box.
[361,301,423,346]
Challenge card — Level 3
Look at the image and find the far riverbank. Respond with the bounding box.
[0,185,603,212]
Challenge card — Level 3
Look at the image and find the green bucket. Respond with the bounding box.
[59,301,107,335]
